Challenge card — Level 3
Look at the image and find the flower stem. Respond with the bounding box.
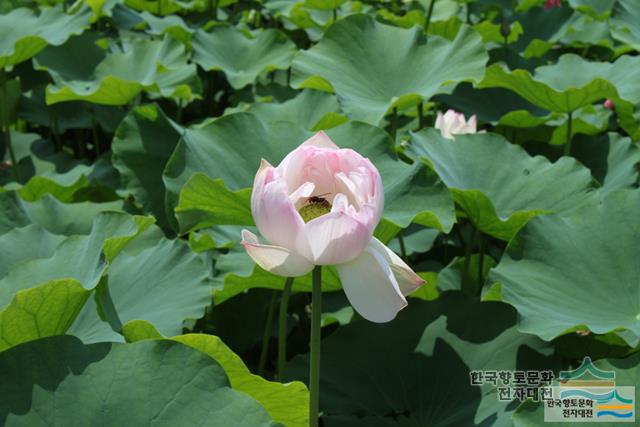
[309,266,322,427]
[425,0,437,33]
[461,227,476,296]
[417,101,425,131]
[277,277,294,381]
[564,111,573,156]
[258,290,277,376]
[209,0,218,20]
[390,107,398,140]
[397,231,407,260]
[476,233,485,295]
[90,108,100,156]
[0,73,19,182]
[3,125,19,182]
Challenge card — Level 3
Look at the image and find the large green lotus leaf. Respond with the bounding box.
[435,83,546,124]
[286,291,558,426]
[0,132,88,184]
[546,104,610,145]
[0,225,65,278]
[123,0,236,15]
[192,26,296,89]
[0,212,154,309]
[135,10,195,45]
[302,0,346,10]
[611,0,640,51]
[0,336,279,426]
[553,12,613,48]
[18,86,126,132]
[1,132,119,201]
[123,323,309,427]
[17,174,88,201]
[477,54,640,114]
[497,105,613,147]
[169,113,454,234]
[568,0,616,18]
[488,189,640,346]
[0,5,91,68]
[176,173,253,231]
[0,191,124,236]
[175,334,307,427]
[112,104,182,230]
[503,1,574,48]
[291,14,488,125]
[0,279,90,352]
[572,133,640,195]
[68,238,212,343]
[242,90,345,131]
[36,33,199,105]
[513,353,640,426]
[408,129,594,241]
[386,226,439,256]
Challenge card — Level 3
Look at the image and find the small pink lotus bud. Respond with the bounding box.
[604,99,615,110]
[544,0,561,9]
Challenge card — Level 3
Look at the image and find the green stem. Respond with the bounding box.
[417,101,424,131]
[425,0,437,33]
[397,231,407,260]
[177,100,183,123]
[0,75,19,182]
[75,129,86,159]
[332,8,337,22]
[564,111,573,156]
[461,227,476,296]
[90,110,100,156]
[309,266,322,427]
[51,106,62,150]
[158,0,162,15]
[277,277,294,381]
[390,107,398,140]
[3,126,19,182]
[476,233,485,295]
[258,291,278,376]
[503,34,508,66]
[209,0,219,20]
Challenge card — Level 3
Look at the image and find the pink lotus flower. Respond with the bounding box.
[242,132,425,322]
[544,0,561,9]
[435,109,478,139]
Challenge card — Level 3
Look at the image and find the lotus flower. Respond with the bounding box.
[435,109,478,139]
[241,132,425,322]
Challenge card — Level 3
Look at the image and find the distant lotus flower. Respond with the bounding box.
[242,132,425,322]
[544,0,561,9]
[604,99,615,110]
[435,109,479,139]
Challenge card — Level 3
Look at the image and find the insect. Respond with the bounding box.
[306,193,331,209]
